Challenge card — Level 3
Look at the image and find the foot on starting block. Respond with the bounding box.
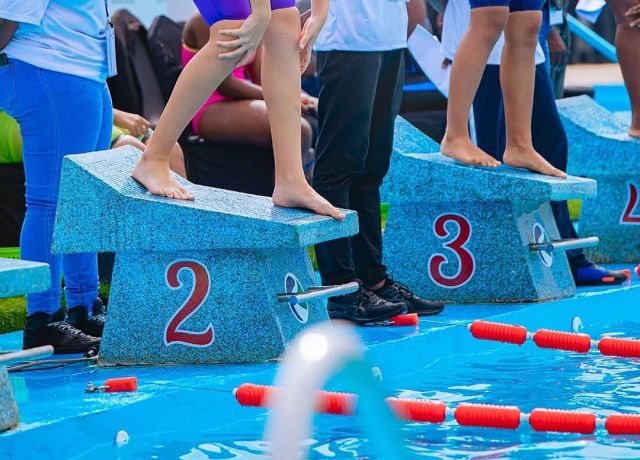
[558,95,640,263]
[382,117,597,303]
[51,146,358,365]
[0,258,52,432]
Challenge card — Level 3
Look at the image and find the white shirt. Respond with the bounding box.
[315,0,409,52]
[0,0,109,82]
[441,0,545,65]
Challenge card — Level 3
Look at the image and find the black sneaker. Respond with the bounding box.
[327,285,406,325]
[66,299,106,338]
[374,278,444,317]
[23,312,101,354]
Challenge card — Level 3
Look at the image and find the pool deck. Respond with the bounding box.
[0,264,639,459]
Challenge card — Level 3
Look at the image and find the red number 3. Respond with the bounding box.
[621,182,640,224]
[164,260,215,347]
[428,213,475,288]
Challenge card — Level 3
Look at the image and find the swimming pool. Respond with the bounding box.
[0,272,637,459]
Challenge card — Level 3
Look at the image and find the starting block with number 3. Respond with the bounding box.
[382,118,598,303]
[52,147,358,365]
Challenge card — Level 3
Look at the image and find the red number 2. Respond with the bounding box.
[621,182,640,224]
[164,260,214,347]
[428,213,475,288]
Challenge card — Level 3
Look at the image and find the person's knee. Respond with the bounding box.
[470,9,509,43]
[265,7,300,42]
[505,12,542,47]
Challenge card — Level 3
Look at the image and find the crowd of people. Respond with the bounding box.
[0,0,636,354]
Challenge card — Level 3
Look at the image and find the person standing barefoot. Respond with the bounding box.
[132,0,345,220]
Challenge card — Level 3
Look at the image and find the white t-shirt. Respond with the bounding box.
[0,0,109,82]
[441,0,545,65]
[314,0,409,52]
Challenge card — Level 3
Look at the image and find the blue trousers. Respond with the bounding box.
[473,62,588,268]
[0,59,113,315]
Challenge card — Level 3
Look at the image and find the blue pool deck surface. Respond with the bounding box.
[0,264,638,459]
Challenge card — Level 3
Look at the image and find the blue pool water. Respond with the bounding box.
[113,321,640,459]
[2,275,637,459]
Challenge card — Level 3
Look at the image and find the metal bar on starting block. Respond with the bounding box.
[278,281,360,305]
[0,345,54,366]
[529,236,600,253]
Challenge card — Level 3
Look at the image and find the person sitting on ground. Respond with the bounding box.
[181,11,316,183]
[439,0,567,178]
[111,108,187,178]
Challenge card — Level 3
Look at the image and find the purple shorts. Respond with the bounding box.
[193,0,295,26]
[469,0,542,11]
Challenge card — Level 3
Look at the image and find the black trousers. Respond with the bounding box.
[473,63,588,267]
[313,49,405,287]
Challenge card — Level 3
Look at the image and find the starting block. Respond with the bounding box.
[0,258,52,432]
[51,147,358,365]
[382,118,597,303]
[557,95,640,263]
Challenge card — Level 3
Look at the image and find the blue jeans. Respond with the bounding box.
[0,58,112,316]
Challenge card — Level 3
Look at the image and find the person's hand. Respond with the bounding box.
[217,9,271,67]
[114,110,151,138]
[625,3,640,27]
[300,93,318,115]
[299,11,327,73]
[441,57,451,69]
[547,27,569,67]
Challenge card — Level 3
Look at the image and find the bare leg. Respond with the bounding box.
[608,0,640,137]
[132,20,243,200]
[168,143,187,179]
[441,7,506,167]
[501,11,566,178]
[261,7,345,220]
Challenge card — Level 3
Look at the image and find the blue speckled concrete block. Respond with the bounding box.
[0,258,50,299]
[558,95,640,263]
[0,258,50,432]
[51,147,358,365]
[383,121,597,303]
[0,369,18,433]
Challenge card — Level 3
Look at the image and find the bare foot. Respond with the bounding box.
[441,135,501,167]
[503,146,567,178]
[273,180,346,221]
[628,126,640,139]
[132,156,195,200]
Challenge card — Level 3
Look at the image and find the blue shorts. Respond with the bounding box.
[193,0,296,26]
[469,0,542,12]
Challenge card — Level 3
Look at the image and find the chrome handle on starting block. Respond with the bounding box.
[529,236,599,253]
[0,345,54,367]
[277,281,360,305]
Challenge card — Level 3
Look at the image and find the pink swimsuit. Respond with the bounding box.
[181,43,252,137]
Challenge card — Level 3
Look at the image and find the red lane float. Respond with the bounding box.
[469,320,640,358]
[528,409,596,434]
[454,403,521,430]
[234,383,355,415]
[234,383,640,435]
[387,398,447,423]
